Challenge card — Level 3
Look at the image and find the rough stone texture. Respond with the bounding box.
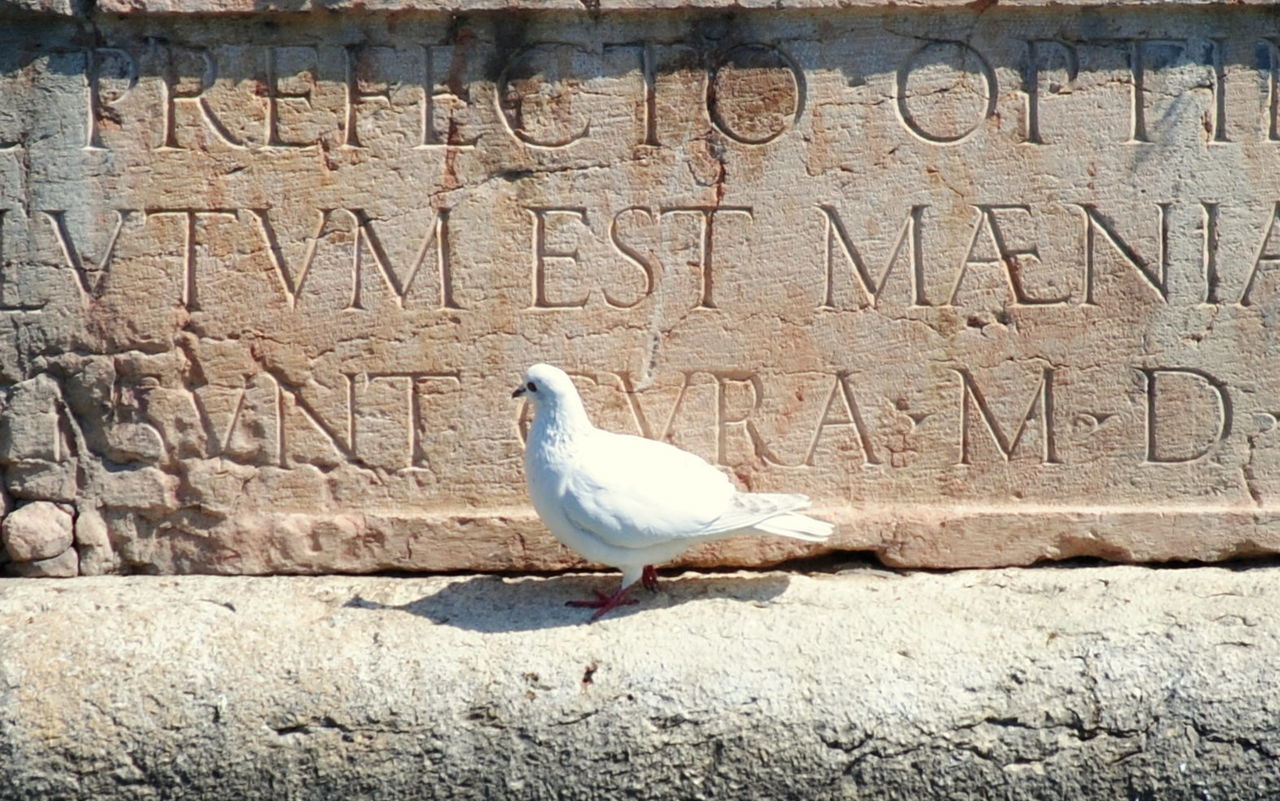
[72,507,118,576]
[0,487,10,561]
[88,0,1280,13]
[0,501,72,563]
[6,545,77,577]
[0,0,78,16]
[3,5,1280,574]
[0,563,1277,799]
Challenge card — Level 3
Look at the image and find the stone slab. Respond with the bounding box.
[1,564,1278,799]
[2,7,1280,573]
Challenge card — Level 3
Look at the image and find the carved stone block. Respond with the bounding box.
[0,5,1277,572]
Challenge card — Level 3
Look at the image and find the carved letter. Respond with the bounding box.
[1202,202,1221,305]
[498,45,591,148]
[604,42,658,146]
[363,372,462,468]
[820,205,928,308]
[1140,367,1231,463]
[1266,38,1280,142]
[265,46,319,148]
[1077,203,1170,304]
[1125,39,1185,144]
[956,367,1059,465]
[420,43,480,148]
[949,204,1068,306]
[716,374,783,466]
[529,207,590,309]
[1208,39,1228,143]
[195,374,279,464]
[85,48,138,151]
[43,209,134,300]
[277,373,357,467]
[897,41,997,144]
[247,208,330,309]
[805,373,880,466]
[660,206,753,309]
[347,208,457,310]
[146,209,238,310]
[160,46,242,150]
[1238,202,1280,306]
[607,207,658,308]
[707,43,805,145]
[343,46,393,149]
[616,371,692,442]
[1022,40,1078,145]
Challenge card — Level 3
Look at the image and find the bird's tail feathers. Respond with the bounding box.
[750,511,834,542]
[707,492,834,541]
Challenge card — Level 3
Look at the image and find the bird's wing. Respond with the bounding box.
[560,430,736,550]
[695,492,819,537]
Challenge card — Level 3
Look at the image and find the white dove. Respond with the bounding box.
[514,363,833,621]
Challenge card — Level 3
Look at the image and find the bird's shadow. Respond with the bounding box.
[343,572,791,633]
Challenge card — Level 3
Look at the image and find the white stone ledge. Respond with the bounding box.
[1,563,1276,799]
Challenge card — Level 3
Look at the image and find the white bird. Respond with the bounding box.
[514,363,833,621]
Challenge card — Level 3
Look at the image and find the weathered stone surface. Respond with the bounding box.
[73,507,118,575]
[0,0,78,17]
[6,546,77,577]
[89,0,1280,14]
[0,376,63,466]
[2,6,1280,573]
[0,564,1277,799]
[0,501,73,563]
[0,490,8,566]
[2,461,77,504]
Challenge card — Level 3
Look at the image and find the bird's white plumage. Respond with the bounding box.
[517,363,834,596]
[561,429,735,549]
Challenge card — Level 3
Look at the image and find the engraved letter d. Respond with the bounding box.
[1140,368,1232,464]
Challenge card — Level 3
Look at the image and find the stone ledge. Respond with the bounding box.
[1,563,1276,800]
[70,506,1280,576]
[0,0,1261,16]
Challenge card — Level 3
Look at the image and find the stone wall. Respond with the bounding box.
[1,2,1279,575]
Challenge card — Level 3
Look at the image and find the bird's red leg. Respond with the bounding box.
[566,583,639,621]
[641,565,659,592]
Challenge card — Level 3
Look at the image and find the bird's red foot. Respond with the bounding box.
[566,587,638,621]
[642,565,659,592]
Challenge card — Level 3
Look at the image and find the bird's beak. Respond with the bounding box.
[512,386,526,399]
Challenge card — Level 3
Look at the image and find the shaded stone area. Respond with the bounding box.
[0,562,1276,799]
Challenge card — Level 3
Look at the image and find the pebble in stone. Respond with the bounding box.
[1,501,74,563]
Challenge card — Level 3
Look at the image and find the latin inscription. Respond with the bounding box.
[39,35,1275,153]
[4,11,1280,522]
[5,201,1280,311]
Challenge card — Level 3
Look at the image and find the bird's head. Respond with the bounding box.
[512,363,580,410]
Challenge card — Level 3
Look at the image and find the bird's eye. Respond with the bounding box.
[527,381,537,392]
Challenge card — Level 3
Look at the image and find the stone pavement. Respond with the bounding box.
[1,561,1276,799]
